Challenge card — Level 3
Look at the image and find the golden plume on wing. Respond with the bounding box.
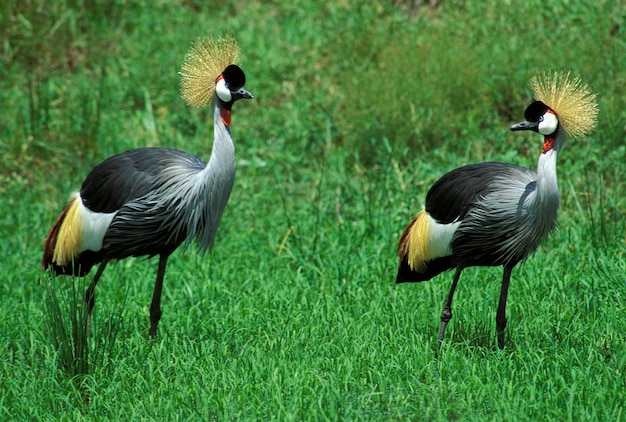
[179,34,241,108]
[530,71,598,138]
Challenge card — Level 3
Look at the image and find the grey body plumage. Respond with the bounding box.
[397,118,563,349]
[42,38,253,337]
[396,72,598,349]
[97,102,236,259]
[448,159,558,268]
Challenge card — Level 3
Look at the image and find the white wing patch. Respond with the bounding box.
[78,193,117,253]
[428,215,461,259]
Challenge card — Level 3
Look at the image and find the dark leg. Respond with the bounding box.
[496,265,514,349]
[437,267,463,349]
[149,253,170,338]
[85,260,108,335]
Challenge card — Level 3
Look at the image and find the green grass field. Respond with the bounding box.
[1,0,625,419]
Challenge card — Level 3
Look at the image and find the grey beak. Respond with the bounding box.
[233,87,254,100]
[510,120,539,132]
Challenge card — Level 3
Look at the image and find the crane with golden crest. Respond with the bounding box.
[396,71,598,349]
[42,35,253,337]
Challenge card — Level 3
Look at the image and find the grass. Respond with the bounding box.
[1,0,625,419]
[43,273,90,379]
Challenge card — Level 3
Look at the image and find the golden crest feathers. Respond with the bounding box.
[529,71,598,138]
[180,34,241,108]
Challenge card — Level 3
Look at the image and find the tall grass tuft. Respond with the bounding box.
[43,270,125,397]
[43,272,90,378]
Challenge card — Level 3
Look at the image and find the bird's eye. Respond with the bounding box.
[538,115,544,122]
[538,112,558,135]
[524,100,549,122]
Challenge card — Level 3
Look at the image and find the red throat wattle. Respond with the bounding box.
[542,137,554,153]
[221,108,231,126]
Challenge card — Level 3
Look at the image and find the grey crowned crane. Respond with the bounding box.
[41,35,253,337]
[396,71,598,349]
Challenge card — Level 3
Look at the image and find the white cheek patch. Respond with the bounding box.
[78,194,117,253]
[215,78,232,102]
[538,111,559,135]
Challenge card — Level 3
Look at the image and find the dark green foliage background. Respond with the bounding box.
[1,0,624,419]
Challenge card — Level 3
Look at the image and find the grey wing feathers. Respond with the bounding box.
[81,148,215,259]
[81,148,206,213]
[425,162,532,224]
[447,163,548,266]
